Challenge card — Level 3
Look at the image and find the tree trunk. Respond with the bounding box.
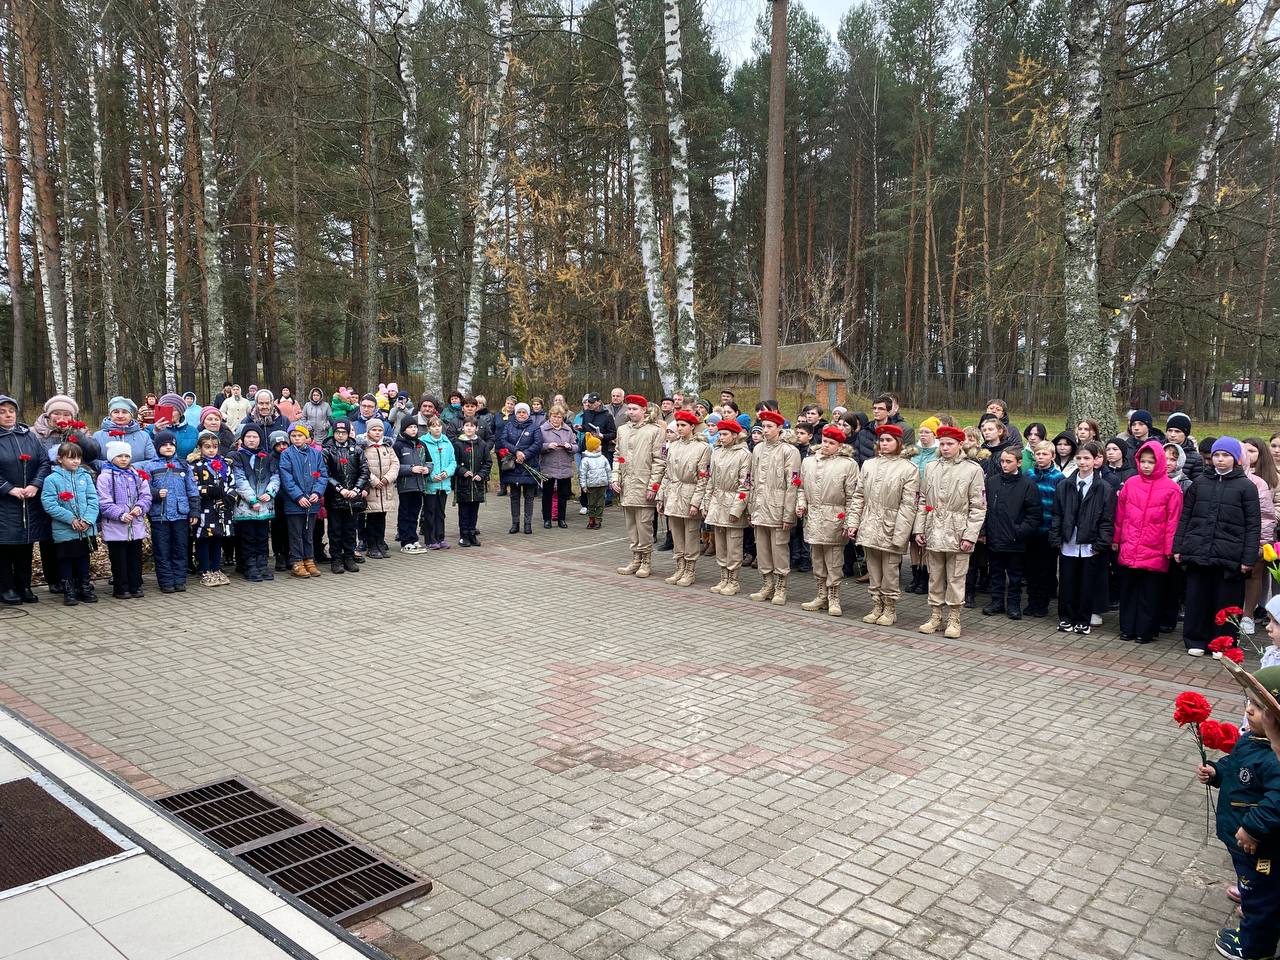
[662,0,698,394]
[1248,129,1278,421]
[759,0,787,401]
[362,0,380,390]
[159,7,182,390]
[0,26,26,400]
[291,58,305,400]
[88,29,118,398]
[456,0,513,395]
[394,0,443,397]
[615,0,676,394]
[193,0,226,390]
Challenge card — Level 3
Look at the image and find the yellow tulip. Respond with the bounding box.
[1265,542,1277,563]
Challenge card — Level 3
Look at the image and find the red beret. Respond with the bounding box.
[624,394,648,408]
[759,411,785,427]
[717,419,743,434]
[936,425,966,442]
[822,424,847,442]
[875,423,902,438]
[674,410,699,426]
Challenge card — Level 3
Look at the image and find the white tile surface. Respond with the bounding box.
[260,903,348,954]
[0,888,86,956]
[92,887,242,960]
[51,856,190,925]
[171,925,295,960]
[7,927,125,960]
[0,748,31,783]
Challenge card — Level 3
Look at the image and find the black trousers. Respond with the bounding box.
[238,520,270,570]
[988,550,1024,606]
[287,513,315,562]
[106,540,144,595]
[364,512,387,547]
[397,491,423,545]
[1024,535,1057,612]
[328,510,358,560]
[270,512,288,560]
[152,520,189,588]
[542,478,572,522]
[1232,847,1280,959]
[1184,563,1247,651]
[1159,562,1186,631]
[57,540,90,585]
[0,543,34,594]
[422,492,447,543]
[965,542,990,594]
[1118,566,1165,640]
[1058,553,1107,624]
[457,502,479,536]
[312,515,327,558]
[39,538,60,587]
[509,485,535,522]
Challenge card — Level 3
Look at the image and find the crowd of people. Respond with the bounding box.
[1,383,1277,657]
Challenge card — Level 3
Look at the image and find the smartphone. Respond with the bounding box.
[154,404,177,425]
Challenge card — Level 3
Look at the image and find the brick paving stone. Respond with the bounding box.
[0,499,1248,958]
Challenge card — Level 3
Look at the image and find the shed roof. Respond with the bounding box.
[704,340,851,377]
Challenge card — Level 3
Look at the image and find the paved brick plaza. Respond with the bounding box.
[0,501,1249,959]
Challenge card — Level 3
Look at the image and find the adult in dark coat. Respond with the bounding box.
[578,393,619,508]
[981,447,1042,619]
[499,403,543,534]
[1173,436,1262,655]
[241,390,291,435]
[0,395,52,603]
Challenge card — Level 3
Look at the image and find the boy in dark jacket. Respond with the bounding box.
[1048,441,1116,634]
[452,417,492,547]
[981,448,1042,620]
[1164,413,1204,481]
[1197,667,1280,960]
[1025,441,1064,618]
[789,423,814,574]
[279,423,328,578]
[1174,436,1262,656]
[143,429,198,593]
[393,419,431,553]
[322,419,369,573]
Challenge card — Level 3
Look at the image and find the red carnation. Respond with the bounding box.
[211,458,224,471]
[925,504,934,512]
[1218,724,1241,752]
[1208,636,1236,653]
[1173,691,1213,726]
[109,429,125,437]
[791,475,801,487]
[616,456,626,464]
[1199,719,1225,751]
[167,462,178,470]
[339,458,349,465]
[257,452,267,459]
[499,448,510,456]
[837,512,846,520]
[1217,606,1246,625]
[651,483,660,491]
[465,446,473,454]
[737,492,747,500]
[312,471,322,478]
[18,453,31,461]
[70,420,86,430]
[58,490,74,502]
[1225,647,1245,664]
[136,469,150,481]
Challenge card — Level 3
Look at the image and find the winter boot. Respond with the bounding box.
[344,556,360,573]
[1007,594,1022,621]
[261,557,274,581]
[617,552,641,576]
[874,598,896,626]
[274,555,288,572]
[675,558,697,587]
[750,573,775,602]
[658,529,673,552]
[292,562,310,579]
[862,596,885,624]
[981,599,1005,616]
[721,570,742,596]
[945,605,963,638]
[304,559,322,577]
[827,584,843,617]
[635,553,653,579]
[63,582,79,606]
[771,573,788,606]
[665,558,686,585]
[709,567,729,594]
[78,580,98,603]
[801,581,829,611]
[918,605,944,634]
[331,558,346,574]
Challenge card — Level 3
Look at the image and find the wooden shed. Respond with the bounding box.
[704,340,854,409]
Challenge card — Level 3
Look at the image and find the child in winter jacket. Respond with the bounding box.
[1113,439,1183,644]
[322,419,369,573]
[279,423,329,577]
[232,424,280,582]
[1048,441,1116,635]
[421,417,457,549]
[40,442,100,605]
[142,429,199,593]
[393,419,431,553]
[452,417,491,546]
[359,418,398,558]
[190,431,235,586]
[96,441,152,599]
[578,433,611,529]
[980,447,1042,621]
[1025,441,1064,618]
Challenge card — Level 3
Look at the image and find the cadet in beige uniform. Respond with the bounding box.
[702,419,752,595]
[612,394,666,579]
[659,410,712,587]
[749,410,801,605]
[796,425,859,616]
[848,423,919,626]
[913,424,987,638]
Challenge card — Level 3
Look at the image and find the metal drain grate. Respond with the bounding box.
[156,779,430,924]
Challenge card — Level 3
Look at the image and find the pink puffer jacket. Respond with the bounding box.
[1114,440,1184,572]
[1247,470,1277,546]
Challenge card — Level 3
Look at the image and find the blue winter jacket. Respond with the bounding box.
[422,433,457,494]
[40,465,100,542]
[1031,465,1065,534]
[91,418,156,469]
[232,447,280,521]
[140,455,199,521]
[279,444,328,515]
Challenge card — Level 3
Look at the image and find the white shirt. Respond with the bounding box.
[1061,473,1095,558]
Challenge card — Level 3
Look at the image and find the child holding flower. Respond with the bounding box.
[96,441,152,599]
[1197,666,1280,960]
[40,441,100,605]
[191,431,235,586]
[142,430,198,593]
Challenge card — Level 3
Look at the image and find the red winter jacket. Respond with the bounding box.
[1114,440,1184,572]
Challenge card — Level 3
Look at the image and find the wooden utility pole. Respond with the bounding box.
[759,0,786,401]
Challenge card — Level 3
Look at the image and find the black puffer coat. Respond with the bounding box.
[323,437,370,512]
[1173,466,1261,571]
[452,436,492,504]
[0,422,52,543]
[982,470,1042,552]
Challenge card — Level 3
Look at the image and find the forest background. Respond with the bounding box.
[1,0,1278,434]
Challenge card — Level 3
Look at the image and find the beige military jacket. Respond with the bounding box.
[702,437,752,528]
[750,436,801,528]
[913,453,987,551]
[659,435,711,517]
[797,446,859,545]
[849,454,919,552]
[612,407,667,507]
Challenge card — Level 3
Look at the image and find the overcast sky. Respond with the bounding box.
[710,0,849,65]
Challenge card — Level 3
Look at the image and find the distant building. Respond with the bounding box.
[704,340,853,409]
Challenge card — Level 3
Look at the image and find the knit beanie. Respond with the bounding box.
[585,433,601,452]
[269,430,289,448]
[920,416,941,434]
[107,395,138,416]
[42,394,79,417]
[158,393,187,413]
[105,440,131,462]
[1166,412,1192,434]
[200,406,222,424]
[1211,436,1244,465]
[514,402,531,415]
[1129,409,1153,428]
[154,429,177,450]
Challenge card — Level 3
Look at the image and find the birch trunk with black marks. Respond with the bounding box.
[0,28,26,399]
[455,0,513,395]
[192,0,226,389]
[88,32,118,396]
[362,0,381,390]
[662,0,697,394]
[616,1,676,395]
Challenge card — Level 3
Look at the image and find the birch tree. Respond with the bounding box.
[0,28,26,399]
[393,0,442,396]
[455,0,513,396]
[192,0,227,388]
[361,0,381,390]
[616,1,676,395]
[87,22,118,396]
[662,0,698,394]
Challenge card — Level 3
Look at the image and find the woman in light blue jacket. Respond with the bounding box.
[421,417,457,549]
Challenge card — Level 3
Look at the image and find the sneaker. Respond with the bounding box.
[402,543,427,554]
[1090,613,1103,626]
[579,506,588,515]
[200,572,215,586]
[1215,927,1244,959]
[1058,621,1073,632]
[1212,649,1224,660]
[1188,647,1206,657]
[1075,623,1091,635]
[439,540,451,550]
[1241,617,1256,635]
